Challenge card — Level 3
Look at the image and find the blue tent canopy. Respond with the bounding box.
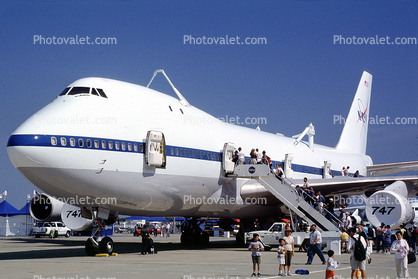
[15,202,30,215]
[0,200,20,216]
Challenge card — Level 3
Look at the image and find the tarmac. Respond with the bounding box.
[0,233,416,279]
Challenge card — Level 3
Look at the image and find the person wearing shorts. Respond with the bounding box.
[248,233,264,277]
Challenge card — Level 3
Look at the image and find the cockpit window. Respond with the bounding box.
[59,87,71,96]
[97,88,108,98]
[91,88,99,96]
[59,86,108,98]
[67,87,90,95]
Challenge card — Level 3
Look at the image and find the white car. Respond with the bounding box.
[33,222,72,238]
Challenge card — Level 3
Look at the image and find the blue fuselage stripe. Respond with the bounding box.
[7,134,336,176]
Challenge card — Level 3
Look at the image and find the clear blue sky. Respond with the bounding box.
[1,0,417,207]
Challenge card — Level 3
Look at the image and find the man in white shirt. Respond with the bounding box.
[306,224,326,265]
[256,148,262,164]
[391,231,410,278]
[238,147,245,165]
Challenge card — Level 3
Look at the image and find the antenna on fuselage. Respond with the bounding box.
[147,69,191,107]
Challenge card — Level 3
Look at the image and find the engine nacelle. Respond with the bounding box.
[61,204,92,231]
[30,194,64,222]
[365,181,415,229]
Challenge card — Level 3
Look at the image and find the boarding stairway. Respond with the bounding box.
[232,164,341,232]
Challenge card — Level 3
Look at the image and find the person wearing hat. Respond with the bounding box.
[283,228,295,276]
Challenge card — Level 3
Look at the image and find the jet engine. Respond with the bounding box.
[30,194,93,231]
[30,194,64,222]
[365,181,415,229]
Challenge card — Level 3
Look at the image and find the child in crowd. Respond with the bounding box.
[248,233,264,277]
[325,250,340,279]
[277,238,287,276]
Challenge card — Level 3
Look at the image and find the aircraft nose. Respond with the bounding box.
[7,134,47,170]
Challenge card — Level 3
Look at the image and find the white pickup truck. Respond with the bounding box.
[33,222,72,238]
[245,222,340,251]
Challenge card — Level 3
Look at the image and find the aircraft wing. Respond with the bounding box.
[294,176,418,197]
[366,161,418,176]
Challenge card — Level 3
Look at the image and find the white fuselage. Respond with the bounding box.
[7,77,373,219]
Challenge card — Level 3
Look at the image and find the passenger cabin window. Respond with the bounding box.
[70,138,75,147]
[60,137,67,146]
[51,137,57,146]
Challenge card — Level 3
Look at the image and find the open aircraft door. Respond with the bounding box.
[284,153,294,179]
[145,130,166,168]
[222,142,235,174]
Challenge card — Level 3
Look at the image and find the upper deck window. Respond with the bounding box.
[67,87,90,95]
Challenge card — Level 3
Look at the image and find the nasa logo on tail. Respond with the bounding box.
[356,79,370,138]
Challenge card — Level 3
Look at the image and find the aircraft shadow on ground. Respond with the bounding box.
[0,236,245,261]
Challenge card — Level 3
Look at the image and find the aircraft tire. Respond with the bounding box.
[199,231,209,245]
[99,237,114,254]
[85,238,100,256]
[180,231,191,245]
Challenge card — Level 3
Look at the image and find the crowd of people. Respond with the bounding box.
[232,147,271,166]
[248,222,417,278]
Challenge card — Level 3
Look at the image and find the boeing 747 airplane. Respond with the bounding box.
[7,70,418,255]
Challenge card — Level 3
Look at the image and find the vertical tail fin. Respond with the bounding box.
[336,71,372,154]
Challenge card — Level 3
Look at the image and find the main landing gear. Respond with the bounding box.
[85,219,115,256]
[180,218,209,246]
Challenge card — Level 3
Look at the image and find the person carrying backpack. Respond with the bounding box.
[348,228,367,279]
